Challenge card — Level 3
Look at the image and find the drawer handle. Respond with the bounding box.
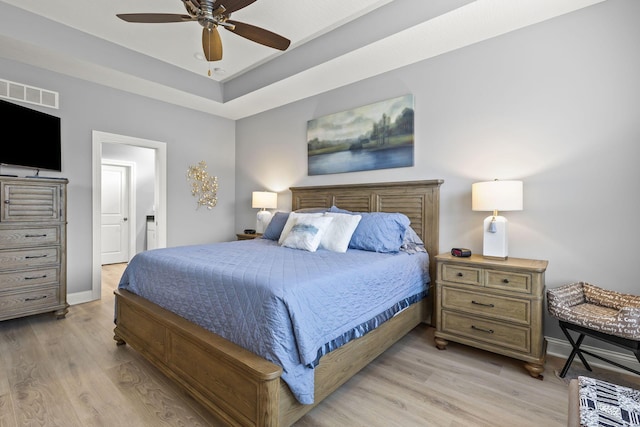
[24,275,47,280]
[25,295,48,302]
[26,255,48,259]
[25,234,48,238]
[471,300,495,308]
[502,278,510,284]
[457,272,463,277]
[471,325,494,334]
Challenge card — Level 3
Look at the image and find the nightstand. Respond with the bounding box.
[236,233,262,240]
[434,253,548,379]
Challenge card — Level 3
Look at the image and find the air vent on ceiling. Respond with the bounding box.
[0,78,59,109]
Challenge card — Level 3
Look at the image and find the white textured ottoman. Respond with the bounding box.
[568,376,640,426]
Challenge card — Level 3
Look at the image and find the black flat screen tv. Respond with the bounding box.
[0,98,62,172]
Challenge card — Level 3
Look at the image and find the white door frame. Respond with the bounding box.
[91,131,167,302]
[101,159,136,265]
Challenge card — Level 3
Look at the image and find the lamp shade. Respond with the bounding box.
[472,180,523,212]
[252,191,277,209]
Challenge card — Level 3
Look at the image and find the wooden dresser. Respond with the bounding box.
[0,177,68,321]
[434,253,548,378]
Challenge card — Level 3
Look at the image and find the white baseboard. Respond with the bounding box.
[545,335,639,375]
[67,290,99,306]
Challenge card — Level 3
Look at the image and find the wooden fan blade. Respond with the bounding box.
[117,13,194,23]
[213,0,257,14]
[226,20,290,51]
[202,27,223,61]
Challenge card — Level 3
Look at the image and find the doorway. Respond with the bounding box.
[101,162,134,265]
[91,131,167,301]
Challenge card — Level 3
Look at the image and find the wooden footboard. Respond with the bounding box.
[114,288,283,426]
[114,288,428,427]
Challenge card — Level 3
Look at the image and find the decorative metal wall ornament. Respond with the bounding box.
[187,161,218,209]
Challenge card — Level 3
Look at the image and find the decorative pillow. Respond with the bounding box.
[281,216,334,252]
[328,206,411,253]
[278,212,324,245]
[261,211,290,240]
[319,212,362,253]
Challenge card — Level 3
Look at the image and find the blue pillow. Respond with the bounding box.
[328,206,410,253]
[328,205,350,214]
[261,211,289,240]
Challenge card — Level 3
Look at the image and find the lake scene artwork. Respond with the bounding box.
[307,94,414,175]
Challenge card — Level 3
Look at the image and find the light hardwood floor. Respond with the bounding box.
[0,263,636,426]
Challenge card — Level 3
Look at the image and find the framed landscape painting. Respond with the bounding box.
[307,94,414,175]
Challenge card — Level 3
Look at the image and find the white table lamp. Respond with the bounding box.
[252,191,277,233]
[472,180,523,260]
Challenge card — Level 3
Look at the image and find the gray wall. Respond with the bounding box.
[0,58,236,296]
[235,1,640,344]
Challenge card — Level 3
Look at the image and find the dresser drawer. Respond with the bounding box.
[0,267,59,291]
[441,264,482,286]
[1,182,62,222]
[440,311,531,353]
[485,270,531,294]
[0,227,60,247]
[441,287,531,325]
[0,286,60,315]
[0,247,60,270]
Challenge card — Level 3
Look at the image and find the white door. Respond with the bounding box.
[101,164,130,264]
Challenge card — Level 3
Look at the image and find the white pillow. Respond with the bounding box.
[319,212,362,253]
[281,216,334,252]
[278,212,324,245]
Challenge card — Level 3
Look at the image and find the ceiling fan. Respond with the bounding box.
[117,0,291,62]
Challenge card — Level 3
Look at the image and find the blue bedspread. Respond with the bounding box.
[117,238,429,404]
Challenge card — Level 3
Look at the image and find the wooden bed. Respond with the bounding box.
[113,179,443,426]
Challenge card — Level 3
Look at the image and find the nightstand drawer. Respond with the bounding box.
[441,264,482,286]
[485,270,531,294]
[441,287,530,325]
[441,311,531,353]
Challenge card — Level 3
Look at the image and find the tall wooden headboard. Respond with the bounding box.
[290,180,443,288]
